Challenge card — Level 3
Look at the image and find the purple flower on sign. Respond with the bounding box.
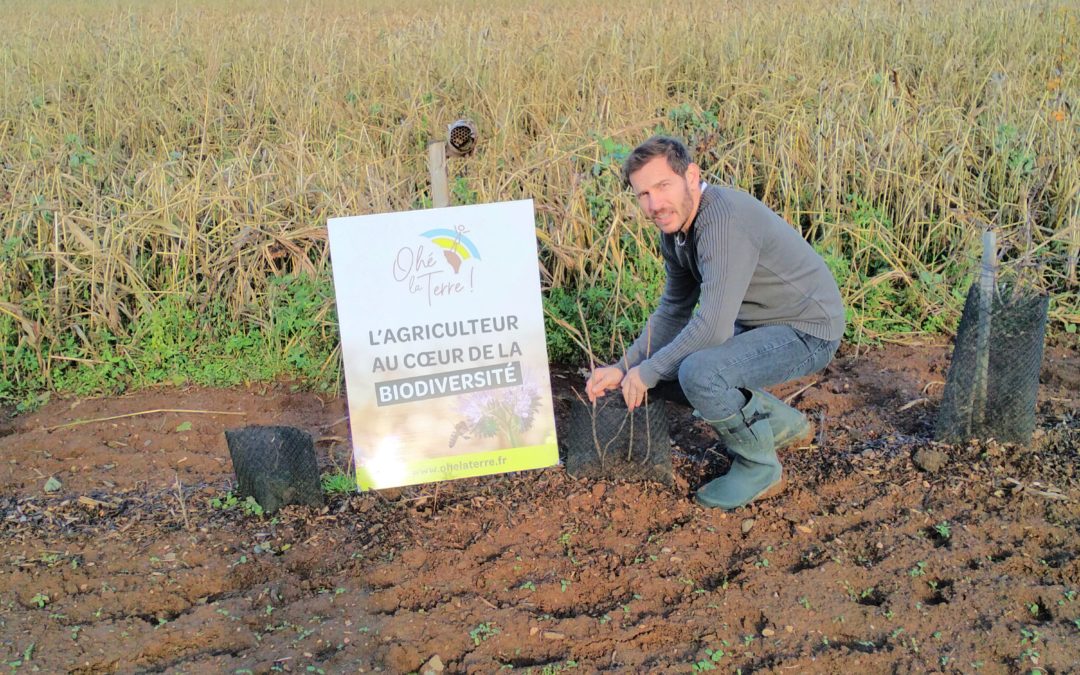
[451,379,541,448]
[459,390,494,426]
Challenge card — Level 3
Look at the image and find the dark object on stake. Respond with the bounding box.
[224,425,325,514]
[447,119,477,156]
[563,395,672,484]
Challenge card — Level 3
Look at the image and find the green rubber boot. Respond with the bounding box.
[695,391,784,510]
[752,389,814,450]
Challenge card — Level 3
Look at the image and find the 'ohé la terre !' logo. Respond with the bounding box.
[391,224,480,305]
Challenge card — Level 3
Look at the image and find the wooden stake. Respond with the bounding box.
[972,230,996,429]
[428,141,449,208]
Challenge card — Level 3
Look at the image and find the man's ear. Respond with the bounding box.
[686,162,701,184]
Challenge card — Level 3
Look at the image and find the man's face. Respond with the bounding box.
[628,156,702,235]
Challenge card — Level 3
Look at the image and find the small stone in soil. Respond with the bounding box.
[420,655,444,674]
[912,447,949,473]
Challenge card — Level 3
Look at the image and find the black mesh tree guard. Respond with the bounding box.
[936,283,1049,444]
[224,426,325,513]
[563,395,672,484]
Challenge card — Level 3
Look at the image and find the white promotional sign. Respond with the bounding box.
[327,200,559,490]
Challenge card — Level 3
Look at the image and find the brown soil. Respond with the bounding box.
[1,342,1078,674]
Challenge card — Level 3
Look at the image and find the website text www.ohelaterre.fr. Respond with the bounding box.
[412,455,509,478]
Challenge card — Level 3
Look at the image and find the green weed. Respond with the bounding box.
[690,646,726,672]
[321,471,356,495]
[469,622,499,645]
[211,491,264,517]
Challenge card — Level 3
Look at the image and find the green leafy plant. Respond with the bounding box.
[691,646,725,672]
[211,491,263,517]
[469,622,499,645]
[241,496,264,517]
[451,176,479,205]
[211,492,240,510]
[1020,647,1040,665]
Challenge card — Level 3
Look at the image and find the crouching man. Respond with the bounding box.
[585,136,845,509]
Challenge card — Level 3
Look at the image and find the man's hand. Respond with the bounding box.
[621,366,648,411]
[585,366,624,402]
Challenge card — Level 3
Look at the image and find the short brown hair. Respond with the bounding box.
[621,136,692,187]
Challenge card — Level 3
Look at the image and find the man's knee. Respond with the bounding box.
[678,351,728,402]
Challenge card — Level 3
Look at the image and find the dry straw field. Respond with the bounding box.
[1,0,1077,405]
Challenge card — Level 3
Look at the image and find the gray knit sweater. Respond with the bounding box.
[619,183,846,388]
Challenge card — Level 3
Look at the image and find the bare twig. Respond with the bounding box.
[783,380,819,405]
[571,387,629,470]
[921,381,945,395]
[898,398,929,412]
[1004,478,1069,501]
[815,411,828,448]
[45,408,246,432]
[576,302,598,374]
[641,322,653,464]
[174,472,191,531]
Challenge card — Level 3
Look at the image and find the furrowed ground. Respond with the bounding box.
[1,342,1077,673]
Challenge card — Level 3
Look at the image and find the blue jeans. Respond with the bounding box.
[651,324,840,420]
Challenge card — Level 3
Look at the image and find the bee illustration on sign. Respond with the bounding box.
[422,225,481,274]
[448,420,473,448]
